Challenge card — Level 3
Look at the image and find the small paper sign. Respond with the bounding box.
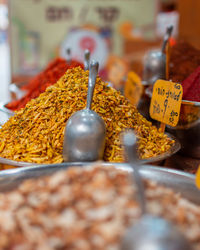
[196,166,200,189]
[124,71,143,106]
[107,55,128,90]
[150,80,183,127]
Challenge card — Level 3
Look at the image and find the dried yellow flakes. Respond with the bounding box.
[0,67,173,164]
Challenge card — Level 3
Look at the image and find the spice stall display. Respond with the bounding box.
[181,66,200,102]
[168,41,200,124]
[169,41,200,103]
[166,41,200,161]
[176,67,200,126]
[0,165,199,249]
[6,58,83,111]
[0,67,173,165]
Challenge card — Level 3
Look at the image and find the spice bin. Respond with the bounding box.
[0,163,199,249]
[146,86,200,158]
[0,67,177,169]
[0,132,180,170]
[167,100,200,158]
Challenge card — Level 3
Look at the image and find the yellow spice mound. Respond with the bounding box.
[0,67,173,163]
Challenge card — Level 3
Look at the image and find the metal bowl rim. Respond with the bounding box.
[0,161,195,179]
[0,102,15,116]
[0,133,180,168]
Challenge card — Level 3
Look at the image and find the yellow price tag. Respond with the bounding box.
[107,55,128,89]
[124,71,143,106]
[195,166,200,189]
[150,80,183,127]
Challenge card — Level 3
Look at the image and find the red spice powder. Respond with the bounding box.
[169,41,200,102]
[6,58,83,111]
[169,41,200,83]
[182,66,200,102]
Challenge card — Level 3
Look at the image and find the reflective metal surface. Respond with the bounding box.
[0,157,37,167]
[63,60,106,162]
[122,130,192,250]
[167,100,200,158]
[84,49,90,71]
[0,133,180,169]
[0,133,180,168]
[121,215,192,250]
[142,26,173,87]
[0,163,199,206]
[123,131,146,213]
[9,83,26,100]
[142,49,166,86]
[0,101,14,117]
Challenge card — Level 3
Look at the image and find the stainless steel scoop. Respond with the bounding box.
[63,60,106,162]
[142,25,173,85]
[121,130,192,250]
[84,49,90,71]
[66,48,71,64]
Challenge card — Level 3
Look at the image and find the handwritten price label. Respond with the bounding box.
[124,71,143,107]
[196,166,200,189]
[150,80,183,127]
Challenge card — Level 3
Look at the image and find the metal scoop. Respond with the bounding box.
[84,49,90,71]
[121,130,192,250]
[63,60,106,162]
[66,48,71,65]
[142,25,173,85]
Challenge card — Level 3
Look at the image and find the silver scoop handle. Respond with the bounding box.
[161,25,173,54]
[123,130,146,215]
[66,48,71,65]
[84,49,90,71]
[86,60,99,110]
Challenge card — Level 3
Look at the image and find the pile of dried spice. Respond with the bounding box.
[0,67,173,164]
[181,66,200,102]
[6,57,83,111]
[169,41,200,83]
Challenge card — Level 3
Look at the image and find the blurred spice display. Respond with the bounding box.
[0,165,199,249]
[177,68,200,125]
[169,41,200,83]
[178,104,200,125]
[6,58,83,111]
[181,66,200,102]
[0,67,173,164]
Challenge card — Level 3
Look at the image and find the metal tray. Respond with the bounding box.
[0,102,14,117]
[0,84,26,120]
[0,162,199,205]
[0,133,180,168]
[0,102,14,127]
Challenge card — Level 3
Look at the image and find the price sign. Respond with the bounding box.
[150,80,183,127]
[124,71,143,107]
[107,55,128,90]
[196,166,200,189]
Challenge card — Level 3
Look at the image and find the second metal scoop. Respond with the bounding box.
[84,49,90,71]
[63,60,106,162]
[142,25,173,85]
[121,131,192,250]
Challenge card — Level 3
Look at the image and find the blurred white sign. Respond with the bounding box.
[156,11,179,38]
